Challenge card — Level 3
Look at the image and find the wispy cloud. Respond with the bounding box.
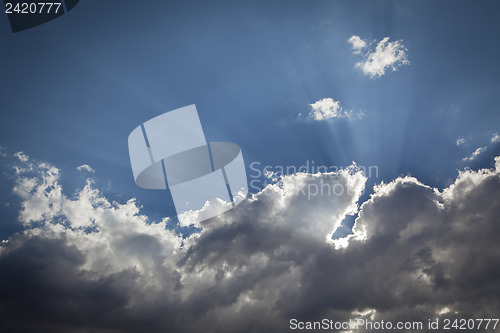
[350,36,409,78]
[462,146,487,162]
[492,133,500,143]
[76,164,95,173]
[456,138,466,146]
[13,151,29,162]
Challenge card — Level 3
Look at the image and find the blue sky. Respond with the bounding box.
[1,0,500,236]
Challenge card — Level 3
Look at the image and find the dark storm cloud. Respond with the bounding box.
[0,156,499,332]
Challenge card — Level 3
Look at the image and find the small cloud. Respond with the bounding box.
[352,37,409,78]
[264,169,279,183]
[491,133,500,143]
[307,98,354,121]
[348,35,367,54]
[355,110,365,120]
[437,307,452,316]
[456,138,466,146]
[76,164,95,173]
[462,147,487,162]
[14,151,29,162]
[0,146,6,158]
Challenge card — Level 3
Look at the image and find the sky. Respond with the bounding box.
[1,1,500,332]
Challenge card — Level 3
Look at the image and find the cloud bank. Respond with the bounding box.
[1,154,500,332]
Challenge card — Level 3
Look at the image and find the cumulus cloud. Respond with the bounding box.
[352,37,409,78]
[492,133,500,143]
[348,35,367,54]
[456,138,465,146]
[308,98,355,121]
[76,164,95,173]
[1,155,500,332]
[462,146,487,162]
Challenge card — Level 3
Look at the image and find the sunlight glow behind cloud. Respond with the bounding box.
[1,153,499,332]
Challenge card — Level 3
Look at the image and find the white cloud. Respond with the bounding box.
[12,162,62,225]
[462,146,487,162]
[308,98,353,121]
[1,155,500,332]
[456,138,465,146]
[13,151,29,162]
[353,37,409,78]
[492,133,500,143]
[76,164,95,173]
[348,35,367,54]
